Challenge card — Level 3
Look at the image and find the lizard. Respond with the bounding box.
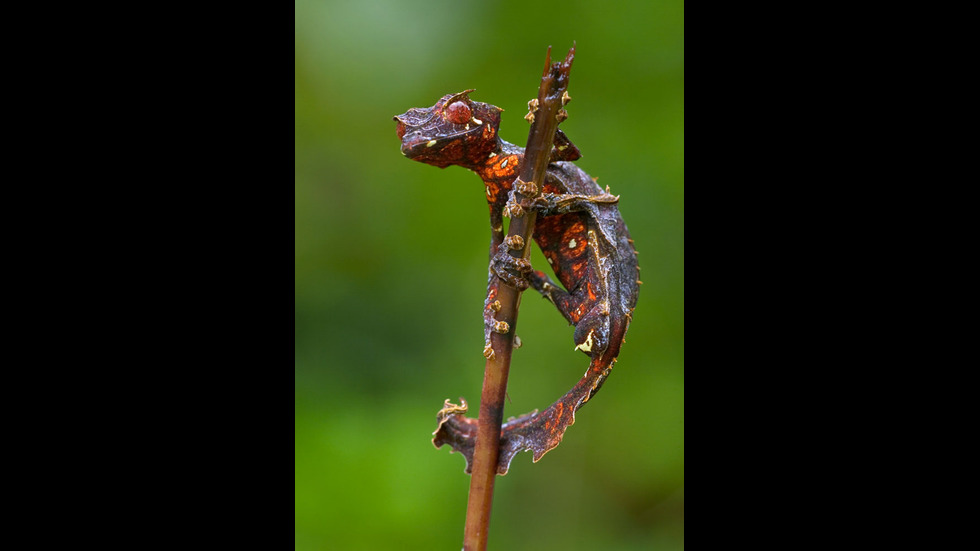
[394,88,640,475]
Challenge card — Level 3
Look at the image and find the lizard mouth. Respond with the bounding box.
[395,117,482,157]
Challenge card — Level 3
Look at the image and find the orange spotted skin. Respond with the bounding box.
[395,91,639,474]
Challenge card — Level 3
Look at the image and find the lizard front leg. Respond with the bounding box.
[482,206,536,357]
[481,260,533,359]
[489,203,533,292]
[492,179,615,293]
[481,205,509,358]
[482,283,508,359]
[527,190,618,217]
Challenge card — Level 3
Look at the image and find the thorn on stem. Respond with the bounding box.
[505,235,525,250]
[515,178,538,197]
[503,201,525,218]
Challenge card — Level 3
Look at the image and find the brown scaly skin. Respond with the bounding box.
[395,91,640,474]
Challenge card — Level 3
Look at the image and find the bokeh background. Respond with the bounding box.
[295,1,683,549]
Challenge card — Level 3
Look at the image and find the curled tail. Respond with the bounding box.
[433,357,615,475]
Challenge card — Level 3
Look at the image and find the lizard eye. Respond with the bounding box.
[446,101,472,124]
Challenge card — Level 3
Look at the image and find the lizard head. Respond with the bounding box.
[394,90,502,169]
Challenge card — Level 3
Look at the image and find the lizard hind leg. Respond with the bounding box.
[529,268,611,354]
[529,269,587,327]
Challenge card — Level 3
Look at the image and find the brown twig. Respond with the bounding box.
[462,44,576,551]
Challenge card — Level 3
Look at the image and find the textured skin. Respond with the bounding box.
[395,91,639,474]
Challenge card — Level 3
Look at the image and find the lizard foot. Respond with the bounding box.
[491,247,532,290]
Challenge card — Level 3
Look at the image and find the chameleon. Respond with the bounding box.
[394,88,640,475]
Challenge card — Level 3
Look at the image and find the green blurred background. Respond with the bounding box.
[296,0,683,549]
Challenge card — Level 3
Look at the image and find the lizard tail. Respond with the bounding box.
[433,356,614,475]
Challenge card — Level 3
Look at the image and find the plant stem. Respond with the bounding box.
[462,44,575,551]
